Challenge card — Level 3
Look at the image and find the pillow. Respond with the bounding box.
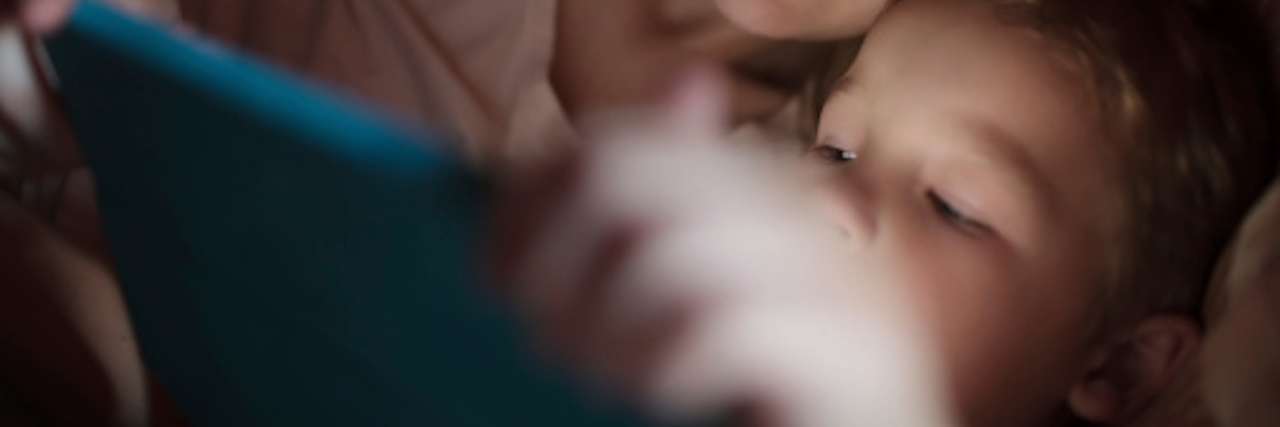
[1200,179,1280,427]
[1125,180,1280,427]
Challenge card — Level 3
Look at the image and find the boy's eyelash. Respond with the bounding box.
[808,140,994,237]
[927,191,992,235]
[812,145,858,163]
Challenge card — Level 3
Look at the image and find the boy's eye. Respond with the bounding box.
[928,191,993,236]
[811,144,858,163]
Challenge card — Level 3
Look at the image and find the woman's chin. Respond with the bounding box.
[713,0,805,39]
[713,0,885,40]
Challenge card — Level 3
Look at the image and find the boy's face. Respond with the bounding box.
[810,0,1125,425]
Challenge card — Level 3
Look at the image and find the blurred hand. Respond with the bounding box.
[5,0,72,35]
[2,0,76,176]
[490,71,955,427]
[0,2,180,425]
[1,0,178,177]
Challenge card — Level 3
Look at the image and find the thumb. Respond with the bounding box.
[19,0,75,35]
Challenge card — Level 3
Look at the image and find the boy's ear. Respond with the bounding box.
[1067,315,1200,424]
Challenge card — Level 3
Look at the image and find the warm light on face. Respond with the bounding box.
[805,0,1126,424]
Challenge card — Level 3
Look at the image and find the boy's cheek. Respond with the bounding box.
[881,241,1097,427]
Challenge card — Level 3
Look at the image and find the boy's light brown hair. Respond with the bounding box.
[1013,0,1278,330]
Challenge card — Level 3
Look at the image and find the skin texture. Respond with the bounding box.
[712,0,890,40]
[552,0,818,125]
[806,0,1129,425]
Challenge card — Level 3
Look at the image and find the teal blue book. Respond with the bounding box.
[42,2,653,426]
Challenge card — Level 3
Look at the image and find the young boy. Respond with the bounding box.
[494,1,1278,426]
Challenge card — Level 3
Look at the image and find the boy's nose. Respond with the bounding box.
[810,184,876,249]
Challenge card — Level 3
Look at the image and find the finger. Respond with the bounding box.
[725,400,785,427]
[514,209,650,335]
[562,223,648,326]
[579,300,693,398]
[644,305,757,424]
[0,20,42,157]
[20,0,74,35]
[651,301,955,427]
[536,224,647,356]
[727,74,792,122]
[110,0,179,22]
[0,105,37,176]
[0,20,83,176]
[486,153,584,287]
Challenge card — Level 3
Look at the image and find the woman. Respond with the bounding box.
[0,1,879,424]
[4,1,1275,426]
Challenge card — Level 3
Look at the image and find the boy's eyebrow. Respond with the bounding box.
[962,119,1059,215]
